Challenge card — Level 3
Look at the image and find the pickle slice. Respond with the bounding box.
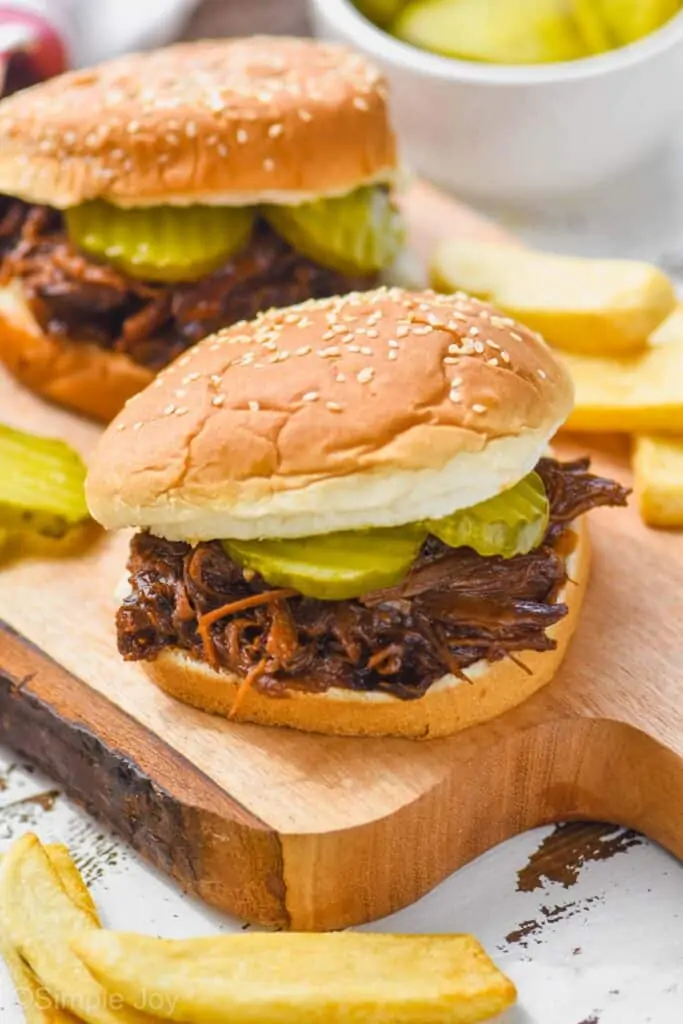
[354,0,408,27]
[66,202,255,282]
[223,526,425,601]
[393,0,588,64]
[573,0,615,52]
[0,425,89,538]
[264,187,405,276]
[429,472,549,559]
[596,0,680,45]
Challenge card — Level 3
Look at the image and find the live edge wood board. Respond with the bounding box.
[1,181,682,932]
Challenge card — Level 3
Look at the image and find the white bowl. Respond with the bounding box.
[309,0,683,204]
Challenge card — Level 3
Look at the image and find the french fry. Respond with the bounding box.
[44,844,101,926]
[0,842,97,1024]
[0,834,153,1024]
[0,937,80,1024]
[632,435,683,527]
[650,303,683,345]
[72,930,516,1024]
[560,342,683,433]
[430,239,675,355]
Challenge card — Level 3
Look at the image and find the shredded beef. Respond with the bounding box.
[116,459,629,700]
[0,198,376,370]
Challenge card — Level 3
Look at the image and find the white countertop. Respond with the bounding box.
[1,742,682,1024]
[2,128,683,1024]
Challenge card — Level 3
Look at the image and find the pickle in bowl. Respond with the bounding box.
[0,424,89,538]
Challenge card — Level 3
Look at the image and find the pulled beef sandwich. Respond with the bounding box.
[0,38,401,422]
[86,287,628,739]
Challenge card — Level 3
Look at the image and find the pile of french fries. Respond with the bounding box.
[432,241,683,527]
[0,833,516,1024]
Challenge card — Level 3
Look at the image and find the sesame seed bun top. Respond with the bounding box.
[86,288,574,542]
[0,37,397,210]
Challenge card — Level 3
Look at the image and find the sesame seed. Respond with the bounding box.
[366,329,379,339]
[342,333,355,344]
[218,144,229,157]
[186,121,198,138]
[413,325,432,336]
[348,344,361,353]
[388,350,398,360]
[488,358,499,367]
[510,332,523,342]
[449,391,461,404]
[469,326,480,336]
[474,341,485,354]
[302,391,319,402]
[360,346,374,356]
[472,404,487,414]
[296,345,312,356]
[336,373,347,383]
[237,128,248,144]
[388,339,399,348]
[175,389,187,398]
[319,346,341,358]
[210,374,222,385]
[212,395,225,407]
[263,158,275,172]
[248,400,261,412]
[163,404,176,415]
[354,97,369,111]
[116,423,126,432]
[448,344,461,355]
[487,339,501,350]
[357,367,374,384]
[501,351,511,364]
[133,422,142,431]
[538,369,547,379]
[175,407,188,416]
[443,356,459,365]
[298,109,313,122]
[268,123,284,138]
[326,401,343,412]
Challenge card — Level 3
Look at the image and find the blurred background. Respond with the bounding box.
[3,0,683,275]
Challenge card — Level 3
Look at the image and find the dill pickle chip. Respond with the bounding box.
[355,0,408,27]
[573,0,616,52]
[66,202,255,282]
[223,526,425,601]
[264,186,405,276]
[429,472,549,558]
[393,0,588,63]
[596,0,680,45]
[0,425,89,538]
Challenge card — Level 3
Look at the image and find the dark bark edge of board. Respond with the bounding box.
[0,619,290,928]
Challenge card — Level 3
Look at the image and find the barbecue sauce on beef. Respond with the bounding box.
[0,198,377,370]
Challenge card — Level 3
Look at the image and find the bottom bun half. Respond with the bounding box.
[144,519,590,740]
[0,281,152,421]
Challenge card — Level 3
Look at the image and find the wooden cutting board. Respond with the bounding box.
[0,181,682,932]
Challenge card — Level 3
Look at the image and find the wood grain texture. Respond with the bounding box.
[0,182,681,930]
